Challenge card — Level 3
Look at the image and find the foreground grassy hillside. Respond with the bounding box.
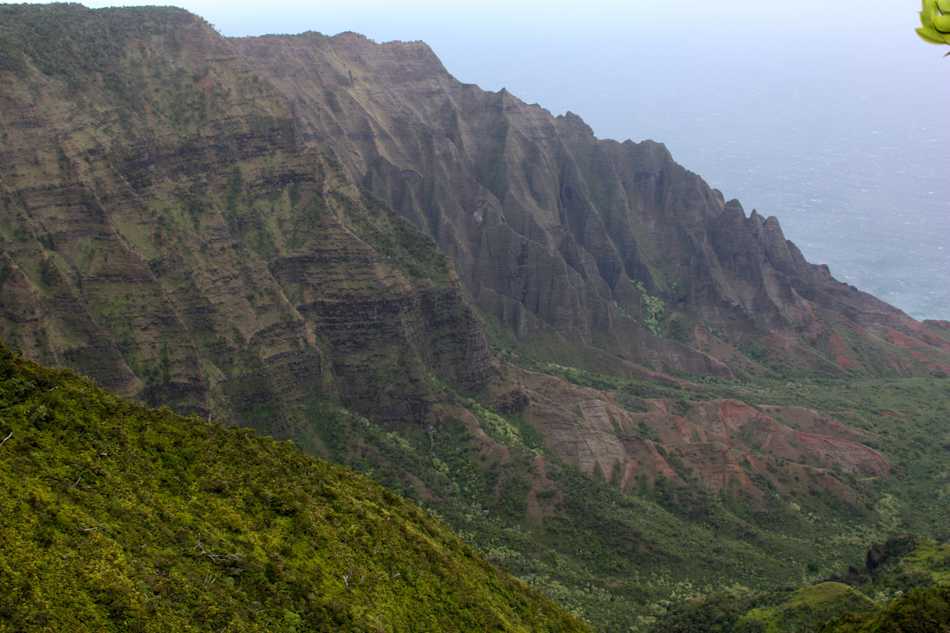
[0,344,587,632]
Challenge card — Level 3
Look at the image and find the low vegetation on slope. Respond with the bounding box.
[650,536,950,633]
[293,360,950,631]
[0,344,587,632]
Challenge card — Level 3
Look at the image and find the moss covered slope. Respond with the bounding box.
[0,344,587,632]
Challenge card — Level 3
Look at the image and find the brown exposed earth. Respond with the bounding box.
[490,368,889,504]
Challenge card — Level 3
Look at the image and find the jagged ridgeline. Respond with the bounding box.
[0,344,587,632]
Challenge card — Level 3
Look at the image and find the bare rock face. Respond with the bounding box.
[496,367,889,504]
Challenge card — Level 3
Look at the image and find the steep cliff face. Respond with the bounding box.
[230,31,950,378]
[2,5,946,427]
[0,5,490,431]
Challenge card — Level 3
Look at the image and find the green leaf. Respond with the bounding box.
[937,0,950,12]
[933,13,950,33]
[917,25,949,44]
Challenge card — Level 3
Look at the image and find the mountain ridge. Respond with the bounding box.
[2,4,948,423]
[1,5,948,629]
[227,22,950,379]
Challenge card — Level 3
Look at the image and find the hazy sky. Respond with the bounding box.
[14,1,950,317]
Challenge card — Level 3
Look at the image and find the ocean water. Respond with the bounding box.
[419,5,950,320]
[648,78,950,321]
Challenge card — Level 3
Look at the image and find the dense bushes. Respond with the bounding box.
[0,344,587,632]
[649,539,950,633]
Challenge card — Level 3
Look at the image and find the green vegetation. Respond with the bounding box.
[830,586,950,633]
[650,538,950,633]
[0,4,199,87]
[632,280,666,336]
[353,195,453,284]
[432,360,946,629]
[738,583,873,633]
[0,344,587,632]
[288,363,950,631]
